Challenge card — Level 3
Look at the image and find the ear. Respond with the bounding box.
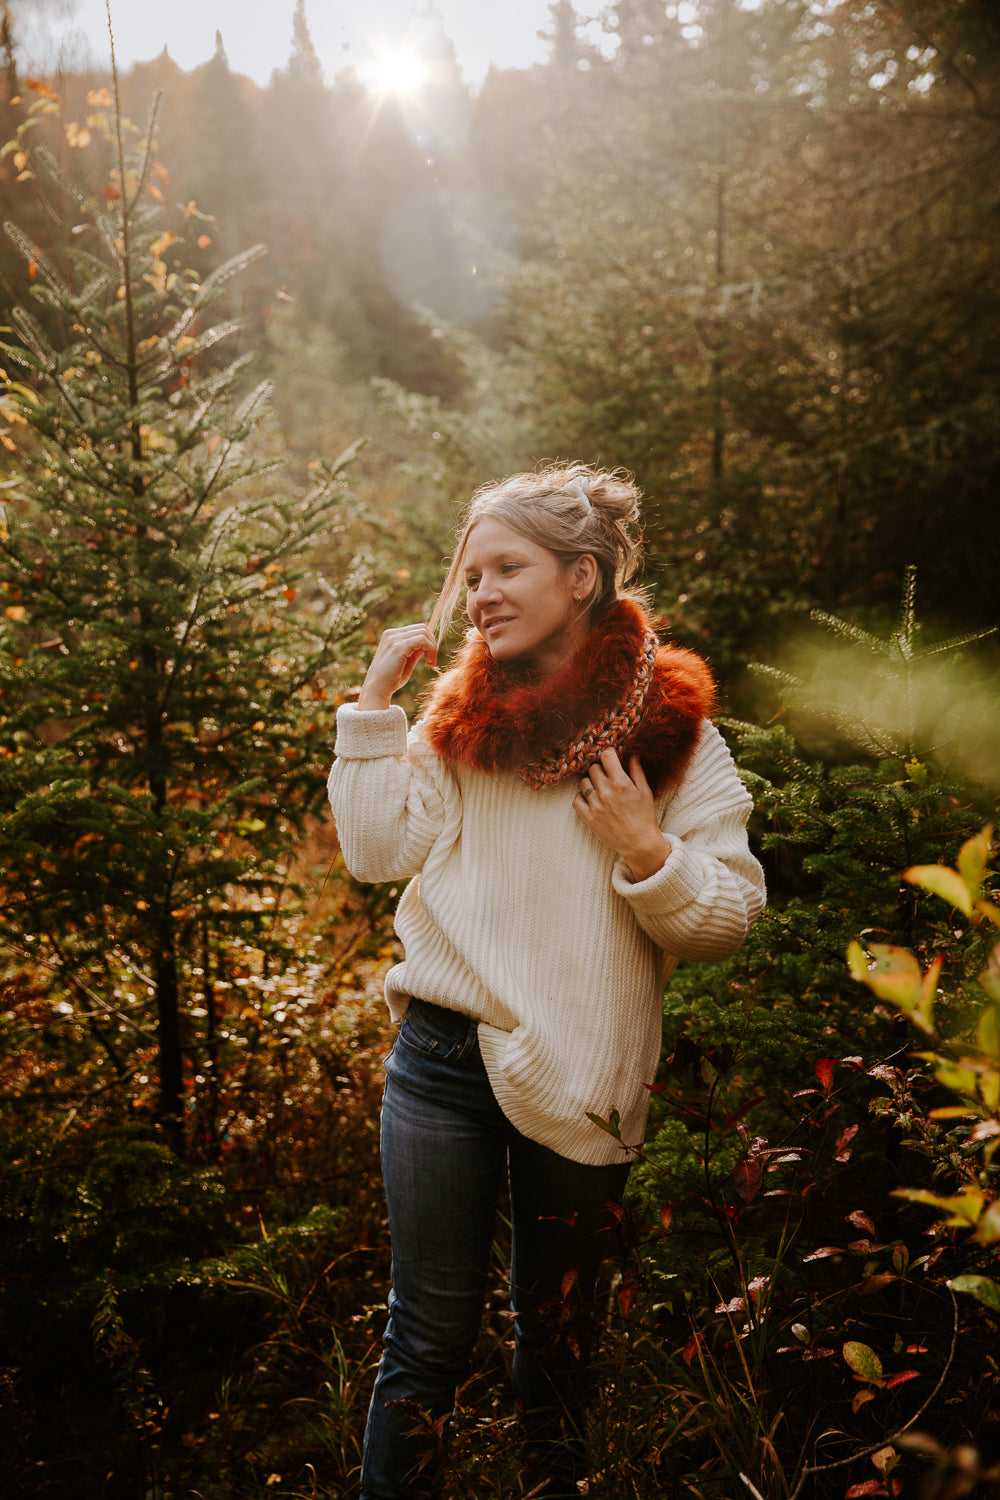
[571,553,599,597]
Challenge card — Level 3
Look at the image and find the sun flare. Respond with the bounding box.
[369,45,427,97]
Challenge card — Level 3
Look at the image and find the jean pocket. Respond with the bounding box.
[397,999,472,1060]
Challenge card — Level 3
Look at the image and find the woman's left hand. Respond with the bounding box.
[572,750,670,881]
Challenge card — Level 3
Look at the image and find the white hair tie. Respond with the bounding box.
[566,478,592,510]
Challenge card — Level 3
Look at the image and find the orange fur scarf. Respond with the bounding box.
[418,597,717,795]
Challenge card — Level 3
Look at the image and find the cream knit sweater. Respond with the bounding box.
[328,704,765,1166]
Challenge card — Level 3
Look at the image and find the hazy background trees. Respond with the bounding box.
[2,0,995,691]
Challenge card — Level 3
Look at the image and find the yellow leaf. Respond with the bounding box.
[976,1200,1000,1246]
[903,863,973,917]
[5,604,26,620]
[848,941,938,1034]
[933,1059,980,1100]
[894,1185,983,1227]
[150,230,180,259]
[958,825,993,902]
[25,75,60,102]
[87,87,113,107]
[977,1004,1000,1059]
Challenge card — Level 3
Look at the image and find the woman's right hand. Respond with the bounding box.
[357,624,438,711]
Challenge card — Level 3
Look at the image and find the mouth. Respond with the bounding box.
[482,617,514,635]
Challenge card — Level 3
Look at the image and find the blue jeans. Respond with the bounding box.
[359,998,632,1500]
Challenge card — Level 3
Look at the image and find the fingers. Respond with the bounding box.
[573,749,665,875]
[576,749,644,811]
[358,623,438,710]
[587,748,632,791]
[627,753,651,792]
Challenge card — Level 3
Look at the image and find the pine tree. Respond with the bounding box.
[0,70,372,1149]
[538,1,585,73]
[286,0,323,85]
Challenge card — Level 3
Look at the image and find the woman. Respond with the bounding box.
[328,464,765,1498]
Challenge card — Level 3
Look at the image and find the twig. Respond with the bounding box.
[785,1289,960,1500]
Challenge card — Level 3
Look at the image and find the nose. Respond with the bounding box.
[476,570,503,604]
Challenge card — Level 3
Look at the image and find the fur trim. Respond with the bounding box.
[418,597,716,795]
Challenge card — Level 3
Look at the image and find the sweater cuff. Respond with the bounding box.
[612,835,703,911]
[334,703,409,759]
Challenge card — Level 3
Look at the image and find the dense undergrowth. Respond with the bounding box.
[3,719,999,1498]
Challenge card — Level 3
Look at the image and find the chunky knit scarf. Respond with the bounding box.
[519,629,658,787]
[418,597,716,796]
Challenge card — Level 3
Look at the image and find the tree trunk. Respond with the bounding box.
[155,921,185,1154]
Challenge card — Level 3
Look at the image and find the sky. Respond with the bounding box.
[40,0,581,91]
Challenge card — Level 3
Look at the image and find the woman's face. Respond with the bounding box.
[463,517,595,675]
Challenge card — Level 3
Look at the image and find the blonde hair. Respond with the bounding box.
[430,462,645,639]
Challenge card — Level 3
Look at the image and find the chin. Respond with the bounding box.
[486,640,518,661]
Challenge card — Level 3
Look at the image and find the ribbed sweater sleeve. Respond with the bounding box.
[326,704,450,883]
[613,722,764,960]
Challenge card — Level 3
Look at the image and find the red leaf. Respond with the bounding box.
[560,1269,578,1300]
[845,1483,885,1498]
[835,1124,859,1161]
[733,1156,763,1202]
[848,1210,877,1235]
[886,1369,920,1389]
[803,1246,845,1262]
[660,1203,674,1234]
[815,1057,835,1090]
[618,1281,636,1317]
[682,1333,704,1367]
[859,1272,898,1295]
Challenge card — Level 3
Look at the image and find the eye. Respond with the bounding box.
[465,576,480,590]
